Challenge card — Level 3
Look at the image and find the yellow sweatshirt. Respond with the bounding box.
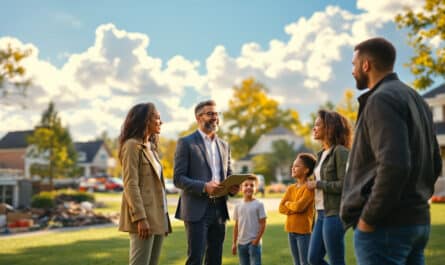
[279,183,315,234]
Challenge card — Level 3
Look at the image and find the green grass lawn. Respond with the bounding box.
[1,200,444,265]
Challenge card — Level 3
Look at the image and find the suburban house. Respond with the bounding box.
[0,130,115,207]
[423,84,445,196]
[75,140,115,178]
[234,126,306,182]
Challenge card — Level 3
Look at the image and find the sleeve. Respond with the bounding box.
[361,93,411,225]
[316,147,349,194]
[121,141,146,223]
[258,202,267,219]
[286,187,315,213]
[173,137,206,194]
[278,186,293,215]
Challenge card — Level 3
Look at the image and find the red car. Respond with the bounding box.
[79,176,123,192]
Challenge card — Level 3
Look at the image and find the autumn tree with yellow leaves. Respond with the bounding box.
[221,78,303,159]
[0,44,31,99]
[396,0,445,89]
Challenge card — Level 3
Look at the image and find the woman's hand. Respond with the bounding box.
[137,219,151,239]
[307,180,317,190]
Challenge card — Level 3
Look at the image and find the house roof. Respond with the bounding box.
[248,126,304,155]
[423,83,445,99]
[0,130,34,149]
[74,140,108,163]
[266,126,294,135]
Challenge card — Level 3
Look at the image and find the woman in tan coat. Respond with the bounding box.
[118,102,171,265]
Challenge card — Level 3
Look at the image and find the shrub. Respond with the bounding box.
[56,189,95,203]
[31,191,56,209]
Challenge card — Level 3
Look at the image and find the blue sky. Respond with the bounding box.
[0,0,435,140]
[3,1,358,68]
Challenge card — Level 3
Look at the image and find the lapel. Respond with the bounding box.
[216,138,227,180]
[194,131,213,173]
[140,143,161,180]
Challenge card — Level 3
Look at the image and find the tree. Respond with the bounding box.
[336,88,358,127]
[27,102,78,189]
[159,137,177,179]
[395,0,445,89]
[222,77,302,159]
[0,43,31,99]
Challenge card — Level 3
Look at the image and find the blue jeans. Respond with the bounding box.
[308,210,345,265]
[288,233,310,265]
[354,224,430,265]
[238,242,262,265]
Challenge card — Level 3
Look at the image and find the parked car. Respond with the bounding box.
[79,175,123,192]
[165,179,179,194]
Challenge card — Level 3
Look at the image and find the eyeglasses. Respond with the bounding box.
[199,111,221,117]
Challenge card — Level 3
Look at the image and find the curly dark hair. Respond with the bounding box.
[318,109,352,149]
[118,102,159,161]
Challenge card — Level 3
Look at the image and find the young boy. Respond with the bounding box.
[232,175,267,265]
[279,153,316,265]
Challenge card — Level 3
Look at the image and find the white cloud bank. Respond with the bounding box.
[0,1,421,140]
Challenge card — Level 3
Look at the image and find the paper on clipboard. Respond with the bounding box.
[212,174,254,198]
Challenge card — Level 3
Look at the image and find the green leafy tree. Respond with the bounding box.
[0,44,31,99]
[395,0,445,89]
[222,77,302,159]
[27,102,78,189]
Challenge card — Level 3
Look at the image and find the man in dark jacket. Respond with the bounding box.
[340,37,442,265]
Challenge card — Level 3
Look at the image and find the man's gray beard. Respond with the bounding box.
[204,121,218,132]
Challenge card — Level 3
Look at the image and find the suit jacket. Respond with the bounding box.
[119,138,172,234]
[174,130,232,222]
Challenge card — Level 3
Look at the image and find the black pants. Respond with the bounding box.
[184,201,226,265]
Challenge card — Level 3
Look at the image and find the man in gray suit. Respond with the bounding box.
[174,100,240,265]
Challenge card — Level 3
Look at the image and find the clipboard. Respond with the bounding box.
[212,174,255,198]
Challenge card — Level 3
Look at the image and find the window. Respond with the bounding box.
[77,152,87,162]
[0,185,14,205]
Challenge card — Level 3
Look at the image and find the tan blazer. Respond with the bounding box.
[118,138,172,234]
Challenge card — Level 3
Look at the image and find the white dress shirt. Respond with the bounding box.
[198,129,222,183]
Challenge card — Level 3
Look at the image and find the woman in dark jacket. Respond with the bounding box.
[307,110,352,265]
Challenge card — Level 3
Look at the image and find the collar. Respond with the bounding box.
[357,72,399,118]
[198,129,216,142]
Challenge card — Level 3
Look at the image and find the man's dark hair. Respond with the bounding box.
[297,153,317,177]
[354,37,396,72]
[194,100,216,116]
